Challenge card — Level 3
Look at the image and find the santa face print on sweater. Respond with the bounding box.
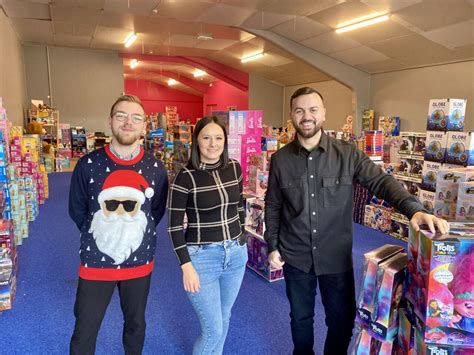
[89,169,154,265]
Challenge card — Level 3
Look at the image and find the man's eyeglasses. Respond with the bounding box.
[104,200,138,212]
[112,111,145,124]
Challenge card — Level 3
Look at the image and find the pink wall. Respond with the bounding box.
[203,80,248,116]
[125,79,203,122]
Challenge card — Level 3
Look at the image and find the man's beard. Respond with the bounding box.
[294,119,323,139]
[111,126,141,146]
[89,209,148,265]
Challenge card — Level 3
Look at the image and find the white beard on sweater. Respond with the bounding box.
[89,209,148,265]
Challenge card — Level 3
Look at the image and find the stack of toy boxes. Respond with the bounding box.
[434,168,474,220]
[21,135,40,222]
[353,244,406,353]
[243,196,283,282]
[39,164,49,199]
[394,132,425,198]
[8,164,28,244]
[246,153,269,197]
[0,220,16,311]
[403,226,474,353]
[227,110,263,184]
[363,196,393,234]
[173,124,192,144]
[422,98,472,221]
[147,128,165,162]
[389,212,410,242]
[456,180,473,221]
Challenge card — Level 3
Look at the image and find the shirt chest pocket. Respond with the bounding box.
[322,175,352,207]
[280,178,304,213]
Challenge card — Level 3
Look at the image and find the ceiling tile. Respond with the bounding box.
[270,16,329,42]
[360,0,422,13]
[451,43,474,59]
[422,20,474,49]
[277,71,333,85]
[1,0,50,20]
[51,0,105,10]
[54,22,74,36]
[197,4,256,26]
[395,0,474,31]
[369,33,466,66]
[276,61,322,76]
[339,18,414,44]
[308,0,381,29]
[165,34,199,48]
[104,0,161,16]
[10,18,54,42]
[216,41,262,58]
[354,58,410,73]
[219,0,267,10]
[262,0,346,16]
[259,53,294,67]
[53,34,92,48]
[329,45,389,65]
[93,26,133,44]
[194,38,238,51]
[301,31,362,54]
[240,11,294,29]
[97,11,135,30]
[152,1,215,22]
[51,4,101,26]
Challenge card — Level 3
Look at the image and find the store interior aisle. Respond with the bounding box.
[0,172,404,354]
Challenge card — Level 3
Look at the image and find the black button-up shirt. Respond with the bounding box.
[264,132,425,275]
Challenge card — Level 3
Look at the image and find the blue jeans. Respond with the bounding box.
[186,240,248,355]
[283,263,356,355]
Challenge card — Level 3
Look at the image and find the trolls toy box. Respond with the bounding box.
[357,245,405,326]
[409,229,474,348]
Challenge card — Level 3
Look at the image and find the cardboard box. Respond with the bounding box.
[425,131,448,162]
[427,99,467,131]
[456,181,474,221]
[445,131,474,167]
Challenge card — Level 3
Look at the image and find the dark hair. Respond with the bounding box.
[290,87,324,109]
[190,116,229,170]
[109,95,145,117]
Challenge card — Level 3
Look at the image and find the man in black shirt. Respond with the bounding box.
[264,87,449,355]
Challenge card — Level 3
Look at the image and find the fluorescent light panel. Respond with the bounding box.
[193,69,206,78]
[197,34,213,41]
[124,32,137,47]
[168,79,177,86]
[241,52,264,63]
[335,15,390,33]
[130,59,139,69]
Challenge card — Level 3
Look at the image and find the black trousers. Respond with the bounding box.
[283,263,356,355]
[70,274,152,355]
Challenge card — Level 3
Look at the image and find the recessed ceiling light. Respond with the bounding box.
[241,52,265,63]
[168,79,177,86]
[130,59,139,69]
[124,32,138,47]
[193,69,206,78]
[335,15,390,33]
[197,34,213,41]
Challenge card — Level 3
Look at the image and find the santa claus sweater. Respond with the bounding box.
[68,145,168,281]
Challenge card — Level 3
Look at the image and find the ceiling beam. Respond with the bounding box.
[119,53,248,92]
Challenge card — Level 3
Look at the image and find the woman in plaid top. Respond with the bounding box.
[167,116,247,355]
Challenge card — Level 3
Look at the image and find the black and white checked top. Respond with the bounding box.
[167,159,245,265]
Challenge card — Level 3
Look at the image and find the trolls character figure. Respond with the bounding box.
[449,247,474,333]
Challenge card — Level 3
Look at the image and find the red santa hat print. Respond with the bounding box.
[98,170,154,205]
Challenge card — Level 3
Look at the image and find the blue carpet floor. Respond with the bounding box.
[0,172,405,354]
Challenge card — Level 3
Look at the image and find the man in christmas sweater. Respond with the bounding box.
[68,95,168,354]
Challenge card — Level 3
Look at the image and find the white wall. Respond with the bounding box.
[371,61,474,132]
[284,81,353,131]
[249,74,284,128]
[0,10,27,125]
[23,45,124,133]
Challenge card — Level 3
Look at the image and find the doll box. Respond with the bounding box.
[356,244,405,326]
[456,182,474,221]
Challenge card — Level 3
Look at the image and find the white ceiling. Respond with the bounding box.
[2,0,473,95]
